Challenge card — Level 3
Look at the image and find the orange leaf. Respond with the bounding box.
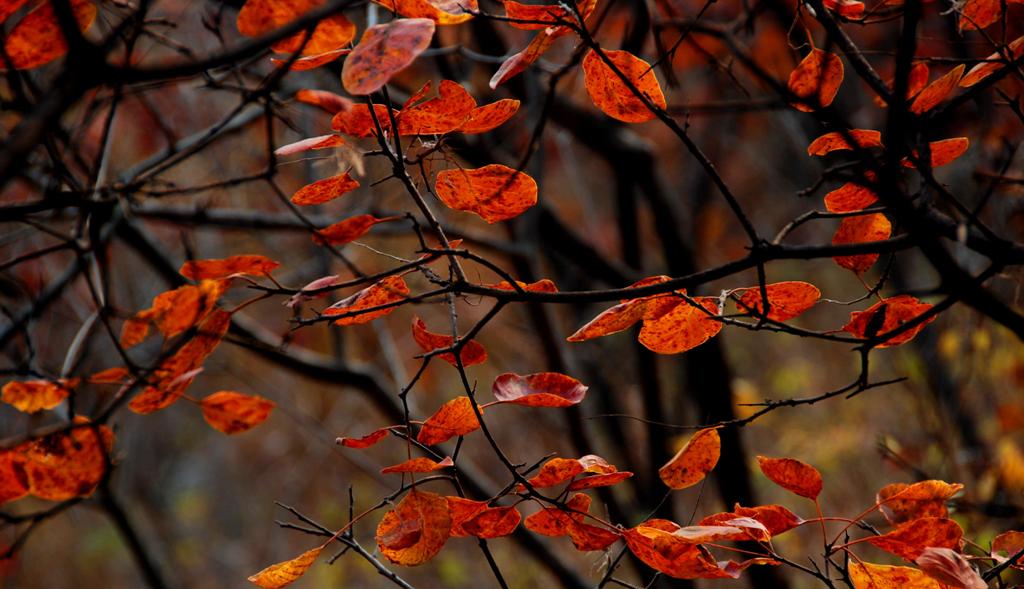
[823,0,865,17]
[901,138,970,169]
[381,456,453,474]
[806,129,883,156]
[756,456,823,499]
[272,47,351,71]
[458,99,521,134]
[528,457,585,488]
[342,18,435,95]
[291,173,360,206]
[129,310,231,414]
[638,296,722,354]
[848,562,944,588]
[566,471,633,491]
[842,295,936,347]
[659,428,721,490]
[866,517,963,561]
[323,275,409,326]
[332,103,399,138]
[180,255,280,280]
[411,317,488,367]
[200,391,275,435]
[492,372,587,407]
[909,65,965,114]
[567,300,648,342]
[337,427,392,449]
[1,379,77,413]
[876,480,963,525]
[489,26,568,88]
[88,367,131,384]
[832,213,892,273]
[699,504,804,537]
[314,214,399,245]
[376,490,451,565]
[624,523,724,579]
[958,0,1000,31]
[461,506,522,538]
[735,281,821,321]
[296,89,354,113]
[568,521,621,551]
[271,13,355,55]
[247,547,323,589]
[417,396,481,445]
[825,180,878,213]
[434,164,538,223]
[0,452,28,505]
[446,496,489,536]
[373,0,477,25]
[787,49,844,112]
[961,37,1024,88]
[398,80,476,135]
[2,0,97,70]
[503,0,571,29]
[18,418,113,501]
[237,0,317,37]
[582,49,667,123]
[524,493,590,536]
[485,278,557,293]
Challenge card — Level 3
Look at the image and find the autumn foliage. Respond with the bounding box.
[1,0,1024,587]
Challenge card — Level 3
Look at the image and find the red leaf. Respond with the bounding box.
[416,396,481,445]
[291,173,360,206]
[411,317,488,367]
[756,456,823,500]
[787,49,844,112]
[323,275,409,326]
[832,213,892,273]
[434,164,538,223]
[842,295,936,347]
[342,19,435,95]
[582,49,667,123]
[491,372,587,407]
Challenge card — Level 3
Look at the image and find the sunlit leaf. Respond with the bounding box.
[434,164,538,223]
[458,99,521,134]
[659,428,720,490]
[866,517,963,561]
[832,213,892,274]
[842,295,936,347]
[1,378,77,413]
[876,480,963,524]
[381,456,453,474]
[806,130,882,156]
[200,391,275,435]
[291,173,360,206]
[734,281,821,322]
[961,37,1024,87]
[416,396,481,445]
[848,562,944,588]
[461,506,521,538]
[582,49,667,123]
[376,490,451,565]
[756,456,823,500]
[323,275,409,326]
[901,138,970,169]
[638,296,722,355]
[909,65,964,114]
[337,427,392,449]
[397,80,476,135]
[296,89,354,113]
[787,49,844,112]
[373,0,477,25]
[248,547,323,589]
[825,179,878,213]
[332,104,398,137]
[700,504,804,537]
[411,317,488,367]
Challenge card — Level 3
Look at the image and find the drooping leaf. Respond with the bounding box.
[491,372,587,407]
[411,317,488,367]
[1,379,77,413]
[180,255,280,280]
[734,281,821,322]
[832,213,892,273]
[787,49,844,112]
[434,164,538,223]
[909,65,965,114]
[461,506,521,538]
[275,134,346,156]
[416,396,481,445]
[247,547,323,589]
[337,427,392,449]
[489,27,568,88]
[866,517,963,561]
[842,295,936,347]
[313,214,398,245]
[200,391,275,435]
[381,456,454,474]
[3,0,97,70]
[376,490,451,565]
[806,130,883,156]
[914,548,986,589]
[756,456,823,500]
[323,276,409,326]
[848,562,944,589]
[659,428,721,490]
[582,49,667,123]
[342,18,435,95]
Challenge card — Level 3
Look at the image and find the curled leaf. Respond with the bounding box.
[248,547,323,589]
[376,490,451,565]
